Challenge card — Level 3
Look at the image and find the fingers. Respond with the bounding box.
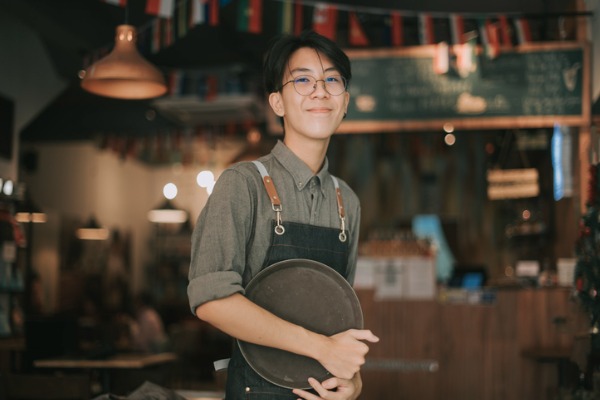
[293,380,323,400]
[320,377,340,390]
[292,377,335,399]
[350,329,380,343]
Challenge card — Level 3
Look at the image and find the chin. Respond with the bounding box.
[305,122,343,138]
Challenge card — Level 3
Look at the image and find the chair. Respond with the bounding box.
[0,373,90,400]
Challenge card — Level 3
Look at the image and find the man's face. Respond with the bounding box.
[269,47,349,143]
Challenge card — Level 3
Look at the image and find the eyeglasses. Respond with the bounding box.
[278,75,347,96]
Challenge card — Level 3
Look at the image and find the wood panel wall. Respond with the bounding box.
[357,288,589,400]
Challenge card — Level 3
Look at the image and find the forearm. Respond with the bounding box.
[195,293,328,360]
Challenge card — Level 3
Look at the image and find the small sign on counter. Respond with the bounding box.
[355,256,436,300]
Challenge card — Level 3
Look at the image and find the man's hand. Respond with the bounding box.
[316,329,379,380]
[292,373,363,400]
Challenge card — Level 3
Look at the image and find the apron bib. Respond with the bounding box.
[225,161,349,399]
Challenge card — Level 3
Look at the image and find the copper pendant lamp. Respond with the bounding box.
[81,24,167,100]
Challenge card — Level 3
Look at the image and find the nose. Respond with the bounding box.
[311,79,329,97]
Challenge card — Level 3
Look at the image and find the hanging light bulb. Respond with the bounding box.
[80,24,167,100]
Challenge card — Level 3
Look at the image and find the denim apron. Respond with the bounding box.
[225,161,350,399]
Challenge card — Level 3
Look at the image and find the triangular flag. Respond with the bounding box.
[498,15,512,47]
[152,18,162,53]
[348,12,369,46]
[164,17,174,46]
[237,0,249,31]
[209,0,219,26]
[177,2,188,38]
[478,19,499,59]
[456,32,477,78]
[391,13,403,46]
[486,21,500,58]
[294,1,303,35]
[248,0,263,33]
[418,14,434,45]
[449,14,464,44]
[313,4,337,40]
[190,0,205,26]
[279,1,293,34]
[514,18,531,44]
[146,0,175,18]
[433,41,449,74]
[102,0,127,6]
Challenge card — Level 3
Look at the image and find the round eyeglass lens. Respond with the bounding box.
[293,76,346,96]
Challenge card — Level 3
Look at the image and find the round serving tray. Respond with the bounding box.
[238,258,363,389]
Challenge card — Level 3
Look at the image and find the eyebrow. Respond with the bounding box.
[289,66,339,75]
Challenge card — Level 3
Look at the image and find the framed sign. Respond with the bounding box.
[340,42,590,133]
[0,93,14,160]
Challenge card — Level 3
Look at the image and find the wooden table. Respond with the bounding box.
[34,351,177,369]
[175,389,225,399]
[34,352,178,395]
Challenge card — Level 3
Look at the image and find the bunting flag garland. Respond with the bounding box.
[146,0,175,18]
[294,1,304,35]
[498,15,512,47]
[514,18,532,44]
[449,14,464,44]
[418,14,434,45]
[391,13,403,46]
[348,12,369,46]
[89,0,543,78]
[313,4,338,40]
[279,1,293,34]
[102,0,127,6]
[190,0,205,26]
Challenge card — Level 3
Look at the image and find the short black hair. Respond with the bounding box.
[263,30,352,94]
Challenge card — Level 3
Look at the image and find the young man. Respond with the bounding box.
[188,30,378,399]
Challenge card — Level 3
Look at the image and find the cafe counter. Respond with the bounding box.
[357,286,588,400]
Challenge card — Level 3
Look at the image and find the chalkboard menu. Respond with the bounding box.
[339,43,590,133]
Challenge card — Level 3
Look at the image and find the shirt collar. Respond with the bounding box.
[272,140,330,194]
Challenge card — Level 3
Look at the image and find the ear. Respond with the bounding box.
[269,92,285,117]
[343,91,350,115]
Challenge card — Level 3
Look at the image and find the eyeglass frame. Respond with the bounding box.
[276,74,348,96]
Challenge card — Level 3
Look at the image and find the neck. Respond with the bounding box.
[283,136,330,174]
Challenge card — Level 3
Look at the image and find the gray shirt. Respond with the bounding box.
[187,140,361,314]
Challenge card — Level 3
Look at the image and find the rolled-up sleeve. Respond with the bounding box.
[187,168,256,314]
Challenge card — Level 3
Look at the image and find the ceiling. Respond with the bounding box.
[1,0,582,142]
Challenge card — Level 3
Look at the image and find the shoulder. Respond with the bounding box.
[216,161,263,187]
[331,174,360,205]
